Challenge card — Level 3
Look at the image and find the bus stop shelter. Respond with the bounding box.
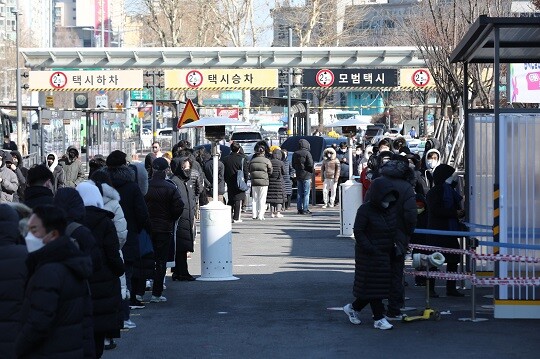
[450,16,540,318]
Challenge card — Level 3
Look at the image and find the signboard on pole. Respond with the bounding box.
[176,99,199,128]
[96,95,108,109]
[165,69,278,90]
[509,63,540,103]
[303,69,398,88]
[399,68,435,89]
[74,93,89,108]
[46,95,54,107]
[29,70,144,91]
[217,108,239,119]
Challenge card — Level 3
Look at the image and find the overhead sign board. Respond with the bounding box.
[130,88,171,101]
[400,68,435,89]
[303,69,398,88]
[509,63,540,104]
[29,70,144,91]
[177,99,200,128]
[165,69,278,90]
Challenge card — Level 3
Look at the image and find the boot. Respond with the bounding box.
[446,281,465,297]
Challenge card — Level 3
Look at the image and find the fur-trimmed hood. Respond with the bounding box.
[323,147,337,160]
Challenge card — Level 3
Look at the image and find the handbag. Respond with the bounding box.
[236,159,249,192]
[138,229,154,257]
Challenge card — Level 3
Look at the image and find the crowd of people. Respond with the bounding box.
[344,136,466,330]
[0,133,467,357]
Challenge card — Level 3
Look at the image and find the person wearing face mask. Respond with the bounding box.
[365,153,417,321]
[170,157,197,281]
[320,147,340,208]
[426,164,465,297]
[422,148,441,190]
[0,150,19,203]
[0,203,28,359]
[23,164,56,208]
[15,205,94,359]
[59,146,85,188]
[343,177,399,330]
[45,152,65,193]
[9,150,27,202]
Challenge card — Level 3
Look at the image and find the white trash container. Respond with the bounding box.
[339,180,362,238]
[197,201,239,281]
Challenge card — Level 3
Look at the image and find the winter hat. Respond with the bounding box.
[433,164,455,185]
[152,157,169,171]
[106,150,127,167]
[1,151,13,163]
[76,180,104,209]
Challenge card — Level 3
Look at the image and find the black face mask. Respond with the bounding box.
[179,169,192,180]
[68,152,76,160]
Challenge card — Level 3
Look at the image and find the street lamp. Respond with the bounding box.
[11,5,22,150]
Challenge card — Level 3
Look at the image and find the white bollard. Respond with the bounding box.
[197,201,239,281]
[338,180,362,238]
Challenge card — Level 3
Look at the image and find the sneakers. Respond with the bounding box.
[271,213,276,218]
[104,338,117,350]
[385,313,407,321]
[374,317,393,330]
[150,295,167,303]
[275,213,284,218]
[329,204,334,208]
[343,304,362,325]
[129,299,145,309]
[233,219,243,223]
[322,204,327,209]
[123,320,136,329]
[135,294,144,302]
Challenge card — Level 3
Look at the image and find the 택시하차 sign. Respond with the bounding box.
[29,70,144,91]
[303,69,398,88]
[164,69,278,90]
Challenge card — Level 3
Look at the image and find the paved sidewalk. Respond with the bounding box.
[107,206,539,359]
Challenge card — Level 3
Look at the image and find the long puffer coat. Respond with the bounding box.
[0,204,27,359]
[281,153,294,196]
[102,183,128,247]
[353,177,398,300]
[366,158,417,256]
[266,150,285,204]
[15,236,93,359]
[221,152,249,201]
[170,168,196,254]
[104,166,149,263]
[83,206,124,336]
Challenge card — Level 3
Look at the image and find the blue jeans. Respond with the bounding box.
[297,178,311,212]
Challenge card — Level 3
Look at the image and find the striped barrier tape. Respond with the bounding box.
[472,278,540,286]
[473,253,540,264]
[404,269,472,281]
[409,244,472,255]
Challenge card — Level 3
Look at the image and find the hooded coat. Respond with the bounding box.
[0,204,27,359]
[59,146,85,188]
[45,152,65,192]
[292,139,314,181]
[366,158,418,256]
[0,151,19,203]
[23,186,54,209]
[321,147,340,181]
[170,166,196,253]
[422,148,441,191]
[266,150,285,204]
[426,164,462,264]
[53,187,102,273]
[281,152,294,196]
[83,205,124,336]
[9,150,27,202]
[101,183,128,247]
[15,236,93,359]
[104,166,149,262]
[353,177,398,300]
[221,151,249,201]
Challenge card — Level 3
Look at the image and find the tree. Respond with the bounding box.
[397,0,512,123]
[273,1,368,133]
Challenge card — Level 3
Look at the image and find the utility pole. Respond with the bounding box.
[287,27,292,135]
[143,71,164,144]
[12,4,22,149]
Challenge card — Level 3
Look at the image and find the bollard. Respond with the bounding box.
[338,180,362,238]
[197,201,239,281]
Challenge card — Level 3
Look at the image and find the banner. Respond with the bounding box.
[164,69,278,90]
[510,63,540,104]
[29,70,144,91]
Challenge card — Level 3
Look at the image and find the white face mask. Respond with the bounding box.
[426,159,439,170]
[25,232,45,253]
[381,201,390,208]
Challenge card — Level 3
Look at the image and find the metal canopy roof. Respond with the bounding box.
[450,16,540,64]
[20,47,426,69]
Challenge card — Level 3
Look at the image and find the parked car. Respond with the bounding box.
[230,131,263,156]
